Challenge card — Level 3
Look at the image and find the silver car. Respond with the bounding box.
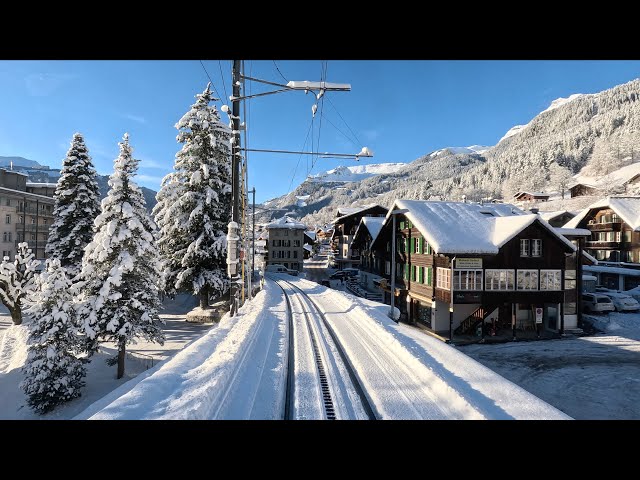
[581,293,615,313]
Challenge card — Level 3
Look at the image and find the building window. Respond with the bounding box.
[615,231,621,243]
[43,219,48,225]
[485,269,515,291]
[453,269,483,290]
[436,267,451,290]
[625,251,634,262]
[272,240,276,247]
[5,215,10,224]
[293,251,298,259]
[564,302,577,315]
[284,230,289,236]
[414,237,421,254]
[517,269,538,290]
[293,240,300,247]
[31,217,36,225]
[287,251,291,258]
[2,232,7,242]
[396,263,403,280]
[2,250,10,258]
[531,239,542,257]
[520,239,529,257]
[18,216,23,224]
[424,266,432,286]
[624,230,632,242]
[385,261,390,275]
[540,270,562,290]
[5,198,10,206]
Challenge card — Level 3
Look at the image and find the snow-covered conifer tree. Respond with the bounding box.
[0,243,41,325]
[79,134,164,379]
[153,83,232,309]
[46,133,101,277]
[21,259,86,413]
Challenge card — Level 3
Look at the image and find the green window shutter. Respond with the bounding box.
[426,242,431,255]
[418,266,424,283]
[399,221,405,229]
[427,267,432,285]
[411,237,415,253]
[404,238,408,252]
[412,266,416,281]
[419,237,424,254]
[404,264,408,280]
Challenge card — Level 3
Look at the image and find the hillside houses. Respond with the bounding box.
[570,162,640,198]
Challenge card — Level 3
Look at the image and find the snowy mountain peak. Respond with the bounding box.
[429,145,491,158]
[541,94,583,114]
[307,162,406,183]
[498,124,528,144]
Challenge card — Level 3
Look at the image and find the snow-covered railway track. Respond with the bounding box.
[273,277,374,420]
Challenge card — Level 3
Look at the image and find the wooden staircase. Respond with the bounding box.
[454,305,498,335]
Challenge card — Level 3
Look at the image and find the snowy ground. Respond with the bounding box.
[462,311,640,419]
[0,295,211,420]
[81,277,568,420]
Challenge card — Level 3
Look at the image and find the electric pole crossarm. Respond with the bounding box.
[241,147,373,158]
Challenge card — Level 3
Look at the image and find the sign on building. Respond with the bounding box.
[535,307,543,324]
[455,258,483,269]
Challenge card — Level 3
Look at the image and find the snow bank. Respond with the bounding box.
[78,282,287,420]
[0,325,29,374]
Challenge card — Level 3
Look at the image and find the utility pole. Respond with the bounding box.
[250,187,256,274]
[229,59,241,316]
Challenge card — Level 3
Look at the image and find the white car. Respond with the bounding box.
[597,291,640,312]
[581,293,615,313]
[265,264,299,276]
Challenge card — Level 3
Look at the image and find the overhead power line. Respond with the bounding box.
[198,60,223,101]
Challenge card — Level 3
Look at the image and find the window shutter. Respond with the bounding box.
[404,264,408,280]
[419,237,424,253]
[419,266,424,283]
[427,267,432,285]
[411,237,415,253]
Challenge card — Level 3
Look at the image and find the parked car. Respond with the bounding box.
[597,291,640,312]
[265,264,298,276]
[342,268,360,277]
[581,293,615,313]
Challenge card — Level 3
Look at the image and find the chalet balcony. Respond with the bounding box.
[587,222,622,232]
[586,241,621,249]
[16,206,54,217]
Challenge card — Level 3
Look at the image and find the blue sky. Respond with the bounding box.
[1,60,640,203]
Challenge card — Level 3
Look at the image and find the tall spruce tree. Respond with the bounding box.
[79,134,164,379]
[46,133,101,277]
[153,83,232,308]
[21,259,86,413]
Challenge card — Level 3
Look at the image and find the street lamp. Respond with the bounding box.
[389,208,409,322]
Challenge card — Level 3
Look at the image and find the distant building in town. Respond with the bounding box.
[331,204,387,270]
[513,191,550,202]
[265,217,307,272]
[0,169,55,261]
[564,196,640,264]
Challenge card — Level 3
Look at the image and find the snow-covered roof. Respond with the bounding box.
[539,210,570,222]
[582,274,598,281]
[334,204,384,223]
[304,230,317,241]
[353,216,385,245]
[584,265,640,277]
[554,227,592,236]
[383,200,575,254]
[303,244,313,252]
[582,250,598,265]
[0,169,29,177]
[265,216,306,230]
[514,191,549,198]
[564,196,640,231]
[572,162,640,190]
[26,182,57,187]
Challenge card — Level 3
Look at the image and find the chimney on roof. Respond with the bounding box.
[530,207,539,214]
